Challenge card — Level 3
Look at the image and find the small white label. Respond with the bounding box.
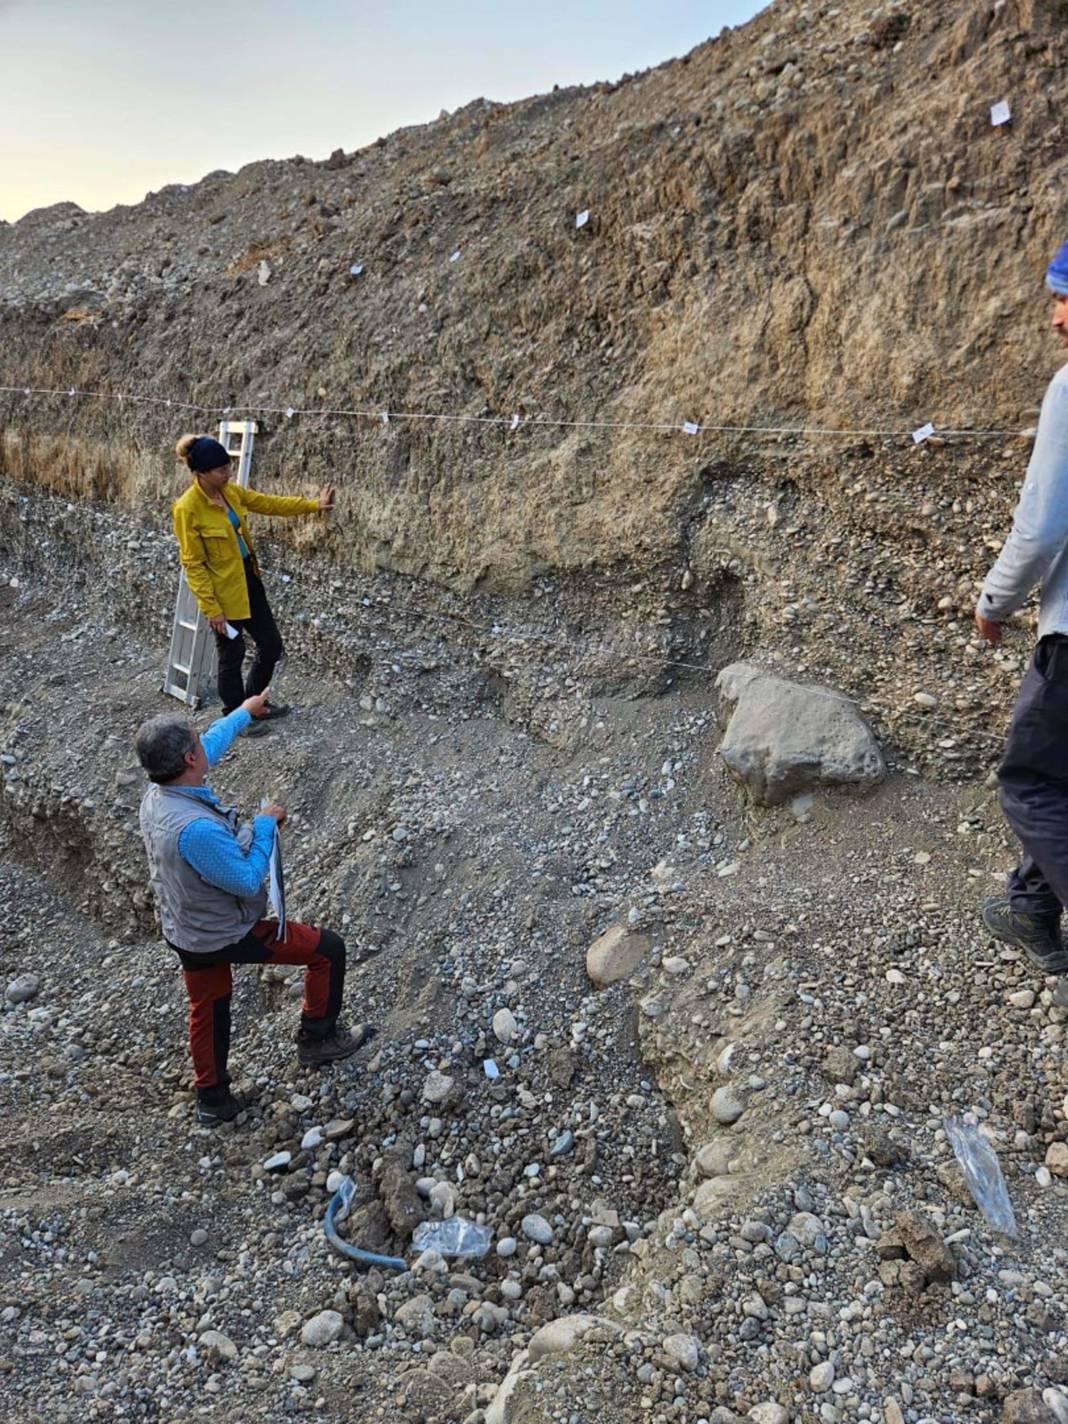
[912,422,935,444]
[449,249,461,262]
[349,262,364,276]
[280,573,292,583]
[682,420,700,436]
[223,622,239,640]
[285,405,295,419]
[380,411,390,424]
[510,413,520,430]
[990,99,1011,127]
[575,209,589,229]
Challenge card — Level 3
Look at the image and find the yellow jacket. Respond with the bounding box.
[172,480,319,621]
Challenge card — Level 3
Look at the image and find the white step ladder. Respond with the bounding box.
[162,421,258,708]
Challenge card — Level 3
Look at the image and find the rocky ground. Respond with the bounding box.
[2,516,1068,1424]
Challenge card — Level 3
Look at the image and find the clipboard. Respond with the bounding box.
[260,799,287,940]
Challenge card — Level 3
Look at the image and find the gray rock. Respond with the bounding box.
[422,1070,456,1105]
[485,1349,530,1424]
[301,1310,344,1347]
[809,1361,835,1392]
[394,1294,436,1337]
[528,1314,621,1360]
[585,924,650,988]
[662,1333,700,1371]
[695,1141,734,1177]
[492,1008,518,1044]
[5,974,41,1005]
[711,1084,746,1125]
[748,1406,789,1424]
[520,1213,554,1245]
[197,1329,237,1362]
[716,662,885,805]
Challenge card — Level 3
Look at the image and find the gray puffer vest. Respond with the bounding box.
[139,784,268,953]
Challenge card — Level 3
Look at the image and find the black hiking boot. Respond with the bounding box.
[982,897,1068,973]
[195,1089,244,1126]
[296,1021,374,1068]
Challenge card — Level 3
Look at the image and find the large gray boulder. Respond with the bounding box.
[716,663,885,806]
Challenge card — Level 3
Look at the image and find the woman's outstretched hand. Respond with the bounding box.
[318,485,336,512]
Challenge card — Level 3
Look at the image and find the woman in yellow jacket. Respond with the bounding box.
[172,434,334,726]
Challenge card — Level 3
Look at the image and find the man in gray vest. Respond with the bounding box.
[136,689,370,1126]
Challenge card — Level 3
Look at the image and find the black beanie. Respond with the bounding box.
[186,437,231,473]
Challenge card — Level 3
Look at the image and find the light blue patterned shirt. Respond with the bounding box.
[171,708,276,898]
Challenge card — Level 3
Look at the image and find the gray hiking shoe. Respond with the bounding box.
[296,1021,374,1068]
[982,897,1068,973]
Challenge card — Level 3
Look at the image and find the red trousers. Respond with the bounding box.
[175,920,345,1095]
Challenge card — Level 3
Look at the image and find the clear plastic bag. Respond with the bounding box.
[412,1216,493,1258]
[943,1116,1018,1237]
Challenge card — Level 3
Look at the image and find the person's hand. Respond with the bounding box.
[318,484,336,512]
[261,801,288,827]
[209,614,228,634]
[975,613,1003,646]
[242,689,271,719]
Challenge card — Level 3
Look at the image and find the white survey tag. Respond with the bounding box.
[990,100,1011,126]
[575,209,589,229]
[682,421,700,435]
[912,422,934,444]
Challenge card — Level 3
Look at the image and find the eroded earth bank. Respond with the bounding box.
[3,2,1068,1422]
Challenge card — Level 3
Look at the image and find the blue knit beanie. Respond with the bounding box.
[185,436,231,473]
[1047,241,1068,296]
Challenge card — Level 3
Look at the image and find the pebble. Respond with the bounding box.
[263,1151,292,1173]
[497,1237,518,1258]
[520,1213,554,1245]
[662,1333,700,1372]
[1008,988,1036,1009]
[711,1085,746,1125]
[198,1329,237,1362]
[189,1228,208,1248]
[492,1008,518,1044]
[422,1070,455,1105]
[5,973,41,1005]
[810,1362,835,1392]
[301,1310,344,1347]
[749,1407,789,1424]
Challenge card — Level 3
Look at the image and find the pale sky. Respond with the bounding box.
[1,1,765,223]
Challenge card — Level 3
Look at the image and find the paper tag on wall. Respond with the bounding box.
[912,422,935,443]
[449,249,461,262]
[682,420,700,435]
[349,263,364,276]
[510,413,520,430]
[990,100,1011,127]
[575,209,589,229]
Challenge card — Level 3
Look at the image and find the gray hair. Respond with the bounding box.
[135,714,196,784]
